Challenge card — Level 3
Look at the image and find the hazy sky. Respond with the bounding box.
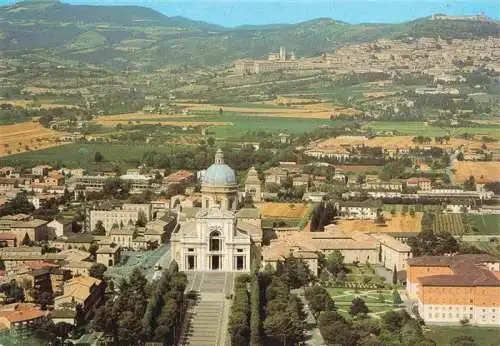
[1,0,498,27]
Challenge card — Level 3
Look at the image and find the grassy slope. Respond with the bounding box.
[3,2,497,68]
[425,326,500,346]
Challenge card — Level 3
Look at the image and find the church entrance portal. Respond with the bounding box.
[211,255,221,270]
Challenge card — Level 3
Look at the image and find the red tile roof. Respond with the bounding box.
[0,304,44,323]
[410,254,500,287]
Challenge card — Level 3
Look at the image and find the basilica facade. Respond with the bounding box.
[170,150,262,272]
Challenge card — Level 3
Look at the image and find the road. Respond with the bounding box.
[104,244,170,283]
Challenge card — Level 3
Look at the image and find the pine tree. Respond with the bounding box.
[392,265,398,285]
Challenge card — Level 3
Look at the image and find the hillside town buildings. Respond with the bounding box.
[233,38,500,77]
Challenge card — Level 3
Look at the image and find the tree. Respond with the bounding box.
[390,207,396,216]
[0,192,34,216]
[136,210,147,227]
[456,152,464,161]
[89,263,107,280]
[401,320,425,345]
[350,297,369,316]
[54,322,73,341]
[392,290,403,305]
[392,265,398,285]
[21,233,31,246]
[37,291,53,310]
[94,151,104,162]
[463,176,476,191]
[207,137,215,147]
[250,272,261,346]
[326,250,346,276]
[93,221,106,235]
[402,204,409,216]
[305,286,336,318]
[276,254,313,289]
[375,208,386,225]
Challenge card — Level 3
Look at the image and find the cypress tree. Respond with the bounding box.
[392,265,398,285]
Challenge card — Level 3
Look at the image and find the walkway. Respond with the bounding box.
[292,288,326,346]
[181,272,235,346]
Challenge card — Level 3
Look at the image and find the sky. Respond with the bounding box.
[1,0,498,27]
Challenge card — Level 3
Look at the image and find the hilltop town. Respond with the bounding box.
[0,2,499,346]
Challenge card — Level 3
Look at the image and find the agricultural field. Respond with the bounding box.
[469,214,500,235]
[0,143,177,170]
[260,202,310,219]
[176,101,361,119]
[433,214,470,235]
[425,326,500,346]
[0,121,67,157]
[93,112,337,138]
[452,161,500,183]
[337,212,422,233]
[311,134,499,152]
[0,99,80,109]
[362,121,500,139]
[94,116,231,128]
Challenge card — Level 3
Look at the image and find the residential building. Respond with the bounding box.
[0,303,45,338]
[10,219,49,244]
[54,276,105,324]
[406,177,432,191]
[96,245,121,267]
[47,218,73,238]
[31,165,52,177]
[338,200,379,220]
[264,167,288,185]
[0,233,17,247]
[89,203,152,234]
[164,170,195,187]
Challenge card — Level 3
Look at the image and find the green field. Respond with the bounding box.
[178,113,339,137]
[469,214,500,235]
[362,121,500,139]
[425,326,500,346]
[0,143,178,170]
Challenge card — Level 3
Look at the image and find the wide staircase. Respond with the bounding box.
[181,272,234,346]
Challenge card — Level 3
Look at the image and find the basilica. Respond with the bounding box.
[170,149,262,272]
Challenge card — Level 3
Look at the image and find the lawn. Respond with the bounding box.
[469,214,500,235]
[425,326,500,346]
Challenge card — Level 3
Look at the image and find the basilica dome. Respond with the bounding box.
[202,149,237,186]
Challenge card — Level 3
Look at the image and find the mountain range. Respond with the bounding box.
[0,0,498,69]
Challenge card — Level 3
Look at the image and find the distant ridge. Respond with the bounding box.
[0,1,498,68]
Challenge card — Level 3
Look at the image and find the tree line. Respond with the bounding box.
[92,262,186,345]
